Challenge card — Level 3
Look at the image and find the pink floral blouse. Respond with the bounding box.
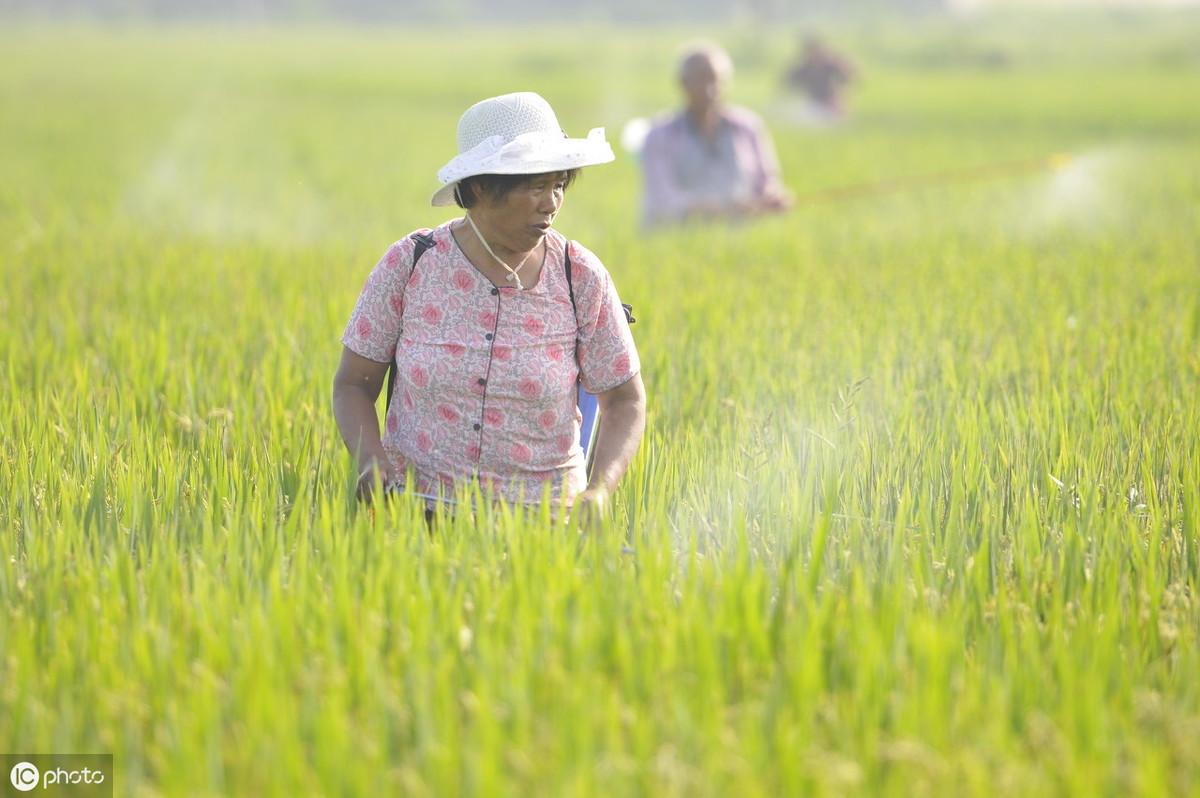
[342,221,640,508]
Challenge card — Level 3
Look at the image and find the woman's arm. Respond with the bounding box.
[573,373,647,523]
[332,346,395,500]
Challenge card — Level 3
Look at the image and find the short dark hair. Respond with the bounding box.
[454,169,580,209]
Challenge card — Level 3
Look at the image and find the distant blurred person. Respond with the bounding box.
[640,43,792,229]
[785,35,856,126]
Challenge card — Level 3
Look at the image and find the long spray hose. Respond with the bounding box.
[621,115,1073,206]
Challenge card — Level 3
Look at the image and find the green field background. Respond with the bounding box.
[2,15,1199,796]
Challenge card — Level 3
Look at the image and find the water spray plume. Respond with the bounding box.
[620,116,651,155]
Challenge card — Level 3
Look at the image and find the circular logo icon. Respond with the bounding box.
[10,762,40,792]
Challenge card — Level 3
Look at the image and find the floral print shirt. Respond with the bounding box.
[342,220,640,507]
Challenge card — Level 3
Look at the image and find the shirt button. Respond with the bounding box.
[485,333,493,341]
[473,423,481,431]
[477,378,486,386]
[490,288,499,296]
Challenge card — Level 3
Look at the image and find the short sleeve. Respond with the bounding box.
[569,242,641,394]
[341,237,417,363]
[748,115,784,197]
[640,116,692,227]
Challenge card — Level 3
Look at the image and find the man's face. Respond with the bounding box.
[681,55,723,113]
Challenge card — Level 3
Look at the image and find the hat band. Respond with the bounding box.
[437,128,610,185]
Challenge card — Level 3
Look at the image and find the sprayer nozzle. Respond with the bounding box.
[1047,153,1073,171]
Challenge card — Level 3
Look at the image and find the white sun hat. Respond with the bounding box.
[431,91,615,207]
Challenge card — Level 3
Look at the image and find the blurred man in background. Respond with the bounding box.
[785,35,857,126]
[640,43,792,229]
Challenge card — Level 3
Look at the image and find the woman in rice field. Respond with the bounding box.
[332,92,645,524]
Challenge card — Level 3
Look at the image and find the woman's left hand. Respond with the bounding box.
[572,486,611,530]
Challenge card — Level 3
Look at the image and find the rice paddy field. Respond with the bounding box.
[2,12,1200,796]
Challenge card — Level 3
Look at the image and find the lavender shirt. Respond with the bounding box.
[640,106,785,227]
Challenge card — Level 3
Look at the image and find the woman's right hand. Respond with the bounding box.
[333,346,397,503]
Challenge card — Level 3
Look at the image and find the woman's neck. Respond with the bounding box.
[461,214,534,262]
[452,216,544,290]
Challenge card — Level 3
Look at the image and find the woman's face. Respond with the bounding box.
[472,172,568,251]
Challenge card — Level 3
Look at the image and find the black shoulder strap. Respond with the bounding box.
[385,232,436,412]
[564,239,576,316]
[563,239,635,327]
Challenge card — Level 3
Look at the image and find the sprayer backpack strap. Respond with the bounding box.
[384,231,436,412]
[562,239,636,330]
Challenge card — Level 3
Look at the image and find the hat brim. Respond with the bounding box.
[431,127,615,206]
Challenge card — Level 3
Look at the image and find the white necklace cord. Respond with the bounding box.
[464,212,537,290]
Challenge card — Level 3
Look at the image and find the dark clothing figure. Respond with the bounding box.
[787,38,856,119]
